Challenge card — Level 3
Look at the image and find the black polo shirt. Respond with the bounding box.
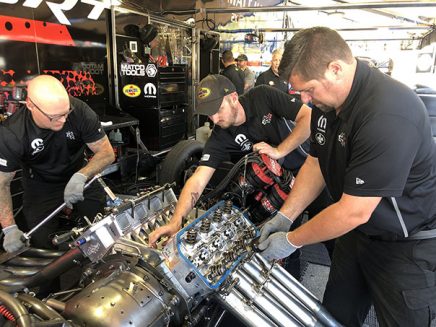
[0,96,106,183]
[310,60,436,237]
[200,85,309,172]
[255,68,289,94]
[222,64,245,95]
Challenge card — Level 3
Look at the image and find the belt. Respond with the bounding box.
[368,228,436,242]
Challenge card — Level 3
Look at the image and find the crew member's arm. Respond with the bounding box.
[148,165,216,247]
[254,103,311,160]
[287,193,381,247]
[0,171,26,252]
[0,171,16,229]
[64,135,115,208]
[80,135,115,178]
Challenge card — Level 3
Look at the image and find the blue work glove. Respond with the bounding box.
[3,225,25,253]
[258,211,293,244]
[258,232,300,261]
[64,173,87,209]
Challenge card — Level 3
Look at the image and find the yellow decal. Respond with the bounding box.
[123,84,141,97]
[198,87,211,99]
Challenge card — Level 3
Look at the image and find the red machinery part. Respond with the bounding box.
[0,305,15,322]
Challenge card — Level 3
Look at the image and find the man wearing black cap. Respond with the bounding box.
[221,50,245,95]
[149,74,311,251]
[236,54,255,92]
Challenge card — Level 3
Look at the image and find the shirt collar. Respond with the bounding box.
[337,59,370,121]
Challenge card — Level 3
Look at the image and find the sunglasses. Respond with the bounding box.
[28,97,74,122]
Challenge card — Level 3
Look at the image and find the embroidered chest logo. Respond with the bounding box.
[235,134,252,152]
[31,138,44,155]
[338,132,346,147]
[315,115,327,146]
[66,131,75,140]
[262,113,272,125]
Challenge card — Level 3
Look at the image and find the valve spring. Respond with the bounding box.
[224,200,233,215]
[213,209,223,223]
[186,229,198,244]
[223,250,237,262]
[234,239,245,249]
[208,264,226,279]
[200,218,211,233]
[244,228,256,239]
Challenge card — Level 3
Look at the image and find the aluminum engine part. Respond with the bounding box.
[162,200,259,308]
[77,185,177,262]
[63,265,177,327]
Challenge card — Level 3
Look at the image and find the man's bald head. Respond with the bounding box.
[27,75,69,110]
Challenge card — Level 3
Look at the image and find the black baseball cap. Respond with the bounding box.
[196,75,236,116]
[236,54,248,61]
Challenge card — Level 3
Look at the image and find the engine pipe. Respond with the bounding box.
[0,290,31,327]
[17,294,64,321]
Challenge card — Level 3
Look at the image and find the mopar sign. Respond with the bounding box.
[122,84,141,97]
[144,83,157,98]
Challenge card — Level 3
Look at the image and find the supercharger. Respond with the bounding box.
[0,184,341,327]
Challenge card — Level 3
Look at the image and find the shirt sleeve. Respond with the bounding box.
[344,113,420,197]
[199,128,231,169]
[260,86,304,121]
[0,127,22,172]
[73,98,106,144]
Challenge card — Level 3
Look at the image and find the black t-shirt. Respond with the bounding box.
[222,64,245,95]
[310,60,436,237]
[200,85,309,172]
[255,68,289,94]
[0,96,106,183]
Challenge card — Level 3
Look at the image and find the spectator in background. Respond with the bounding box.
[236,54,256,92]
[221,50,245,95]
[256,49,289,93]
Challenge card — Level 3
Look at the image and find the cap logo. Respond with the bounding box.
[224,88,229,92]
[198,87,211,99]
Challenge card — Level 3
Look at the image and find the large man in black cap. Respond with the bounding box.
[149,74,312,252]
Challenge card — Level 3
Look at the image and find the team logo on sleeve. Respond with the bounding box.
[262,113,272,125]
[315,133,326,145]
[31,138,44,155]
[235,134,252,151]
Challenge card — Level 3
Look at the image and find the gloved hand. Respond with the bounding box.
[258,211,293,244]
[258,232,300,261]
[64,173,87,209]
[3,225,25,253]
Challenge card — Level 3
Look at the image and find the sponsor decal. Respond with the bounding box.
[79,62,104,75]
[66,131,75,140]
[0,0,121,25]
[262,113,272,125]
[120,63,145,76]
[146,64,157,77]
[235,134,253,152]
[356,177,365,185]
[338,132,347,147]
[201,154,210,161]
[198,87,211,99]
[0,158,7,167]
[317,115,327,132]
[144,83,157,98]
[315,133,325,145]
[123,84,141,97]
[31,138,44,155]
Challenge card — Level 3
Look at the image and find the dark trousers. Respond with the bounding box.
[323,230,436,327]
[21,179,105,249]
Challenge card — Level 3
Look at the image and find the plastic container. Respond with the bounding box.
[196,122,212,144]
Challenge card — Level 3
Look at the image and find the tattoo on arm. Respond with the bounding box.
[191,192,199,208]
[0,171,16,228]
[80,136,115,178]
